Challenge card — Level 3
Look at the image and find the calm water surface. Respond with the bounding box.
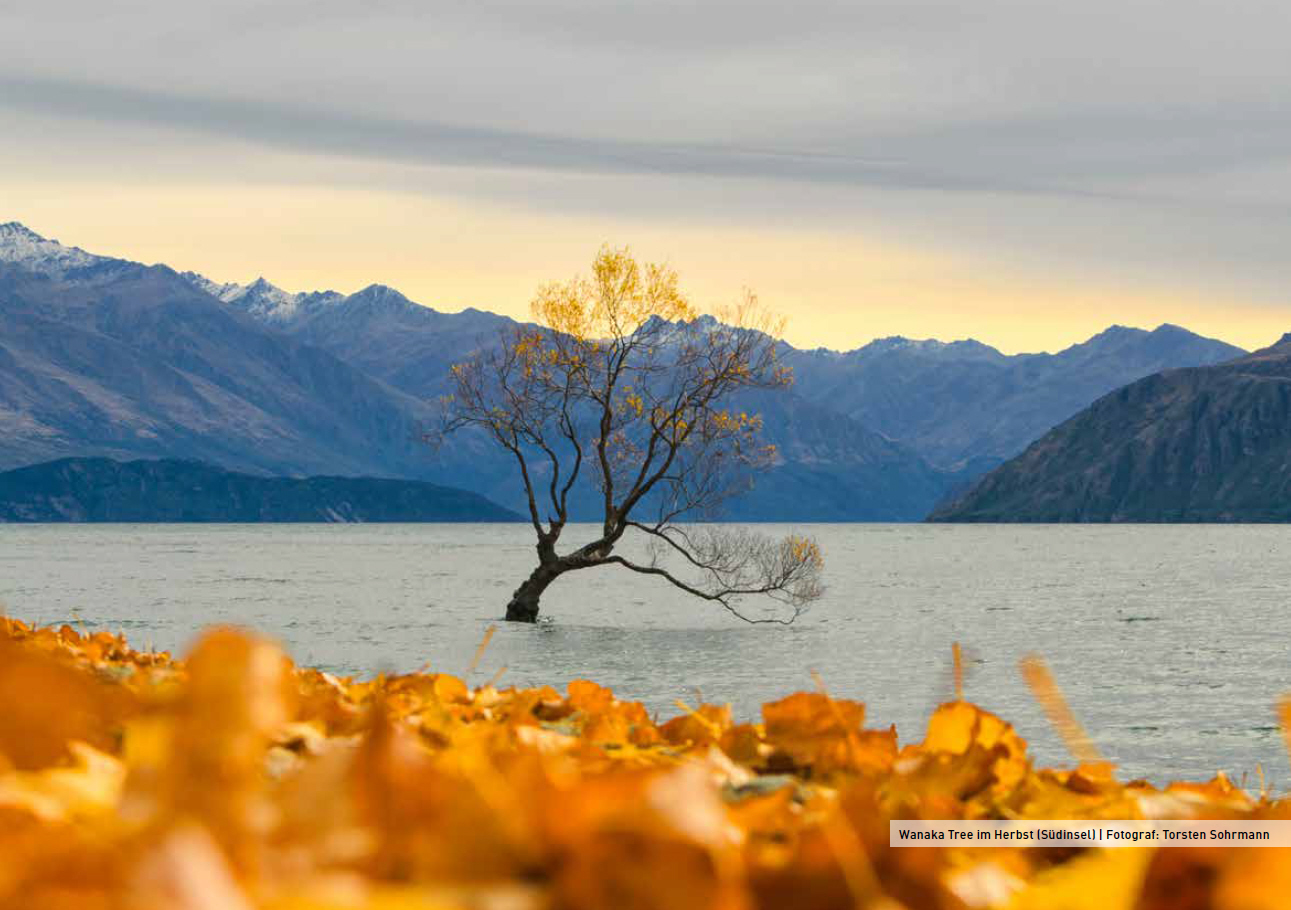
[2,523,1288,787]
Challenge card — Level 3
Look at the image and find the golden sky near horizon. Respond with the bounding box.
[3,0,1291,356]
[3,175,1286,356]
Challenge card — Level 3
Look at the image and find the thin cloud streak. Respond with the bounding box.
[0,72,1194,200]
[0,74,918,185]
[6,72,1291,213]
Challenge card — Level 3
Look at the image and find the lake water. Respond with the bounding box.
[2,523,1289,788]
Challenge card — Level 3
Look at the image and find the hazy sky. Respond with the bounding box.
[2,0,1289,353]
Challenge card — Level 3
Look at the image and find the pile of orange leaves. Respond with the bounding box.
[2,616,1290,910]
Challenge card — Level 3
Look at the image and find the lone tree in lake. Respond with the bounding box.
[439,247,824,623]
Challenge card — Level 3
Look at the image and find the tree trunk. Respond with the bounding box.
[504,562,563,623]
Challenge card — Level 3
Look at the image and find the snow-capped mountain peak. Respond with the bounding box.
[845,335,1007,363]
[354,282,402,298]
[347,283,416,309]
[217,277,298,321]
[177,270,345,323]
[179,270,247,303]
[0,221,41,241]
[0,222,104,275]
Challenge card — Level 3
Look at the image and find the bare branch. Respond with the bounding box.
[607,524,824,624]
[594,548,816,626]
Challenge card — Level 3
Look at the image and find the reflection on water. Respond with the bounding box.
[2,522,1289,786]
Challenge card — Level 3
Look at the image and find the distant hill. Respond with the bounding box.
[785,325,1246,470]
[930,335,1291,522]
[0,458,522,522]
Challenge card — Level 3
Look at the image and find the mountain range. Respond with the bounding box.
[0,221,1249,520]
[784,324,1244,471]
[931,336,1291,522]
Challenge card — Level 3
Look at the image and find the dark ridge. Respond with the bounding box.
[0,458,523,523]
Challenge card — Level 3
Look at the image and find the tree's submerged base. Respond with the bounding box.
[505,565,558,623]
[504,598,540,623]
